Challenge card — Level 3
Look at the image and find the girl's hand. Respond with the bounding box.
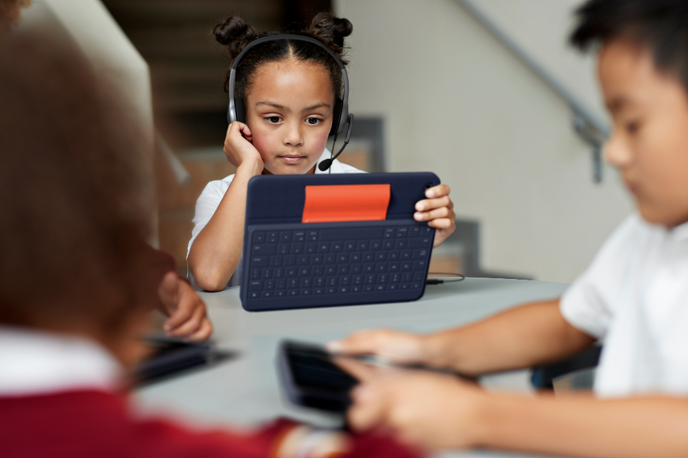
[327,329,428,365]
[223,121,263,173]
[413,184,456,247]
[341,359,484,451]
[158,272,213,342]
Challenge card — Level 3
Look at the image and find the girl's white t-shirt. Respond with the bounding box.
[560,213,688,397]
[187,149,363,286]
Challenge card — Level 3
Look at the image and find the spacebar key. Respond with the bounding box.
[320,227,384,241]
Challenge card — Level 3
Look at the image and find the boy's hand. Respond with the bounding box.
[223,121,263,173]
[413,184,456,247]
[327,329,428,365]
[340,359,484,451]
[158,272,213,342]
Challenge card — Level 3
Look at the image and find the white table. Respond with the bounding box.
[137,278,568,457]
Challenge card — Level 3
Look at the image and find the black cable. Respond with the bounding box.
[425,272,466,285]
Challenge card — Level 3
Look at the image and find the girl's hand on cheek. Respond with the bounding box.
[346,366,485,451]
[414,184,456,247]
[223,121,263,175]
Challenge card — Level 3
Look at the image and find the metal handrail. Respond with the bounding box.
[455,0,608,182]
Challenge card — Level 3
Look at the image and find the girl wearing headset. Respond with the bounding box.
[188,13,456,291]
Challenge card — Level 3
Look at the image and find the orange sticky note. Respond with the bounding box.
[302,184,391,223]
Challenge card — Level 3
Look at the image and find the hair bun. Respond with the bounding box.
[308,12,353,63]
[214,16,259,60]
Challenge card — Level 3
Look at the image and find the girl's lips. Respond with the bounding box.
[279,155,305,165]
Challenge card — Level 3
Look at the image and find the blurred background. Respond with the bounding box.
[21,0,633,284]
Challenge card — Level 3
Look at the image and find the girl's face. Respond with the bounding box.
[245,59,335,175]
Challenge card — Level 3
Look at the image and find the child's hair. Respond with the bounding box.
[0,32,154,336]
[570,0,688,91]
[213,12,353,100]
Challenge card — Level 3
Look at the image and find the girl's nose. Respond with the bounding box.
[283,121,304,147]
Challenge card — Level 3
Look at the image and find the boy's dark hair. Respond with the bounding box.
[570,0,688,91]
[0,32,154,336]
[214,12,352,99]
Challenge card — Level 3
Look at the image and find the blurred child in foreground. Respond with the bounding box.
[331,1,688,456]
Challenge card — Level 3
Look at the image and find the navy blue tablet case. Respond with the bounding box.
[240,172,440,311]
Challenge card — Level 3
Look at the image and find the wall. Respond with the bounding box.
[334,0,633,283]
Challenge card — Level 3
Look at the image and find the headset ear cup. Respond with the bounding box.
[236,97,246,123]
[330,98,343,136]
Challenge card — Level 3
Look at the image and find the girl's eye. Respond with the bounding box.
[265,116,282,124]
[305,117,323,125]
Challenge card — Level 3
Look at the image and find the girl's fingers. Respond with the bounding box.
[348,384,389,431]
[157,272,180,316]
[166,304,206,338]
[183,318,213,342]
[415,196,452,212]
[414,206,452,222]
[425,184,450,199]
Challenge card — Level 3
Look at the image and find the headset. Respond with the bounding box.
[226,34,354,171]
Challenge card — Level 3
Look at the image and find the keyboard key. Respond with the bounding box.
[321,227,383,241]
[325,265,337,276]
[384,228,395,239]
[262,268,272,279]
[251,257,269,267]
[401,251,412,261]
[364,263,375,274]
[396,228,409,237]
[400,283,409,290]
[291,244,303,254]
[298,267,310,276]
[318,242,330,252]
[376,263,388,272]
[337,253,349,263]
[389,262,400,272]
[300,278,312,288]
[350,252,362,263]
[332,242,343,252]
[375,252,387,262]
[312,266,324,276]
[280,232,292,243]
[262,291,273,298]
[267,231,279,243]
[298,255,310,265]
[250,269,261,280]
[307,231,319,242]
[339,287,350,294]
[271,256,283,267]
[375,284,387,291]
[327,287,337,294]
[252,244,276,256]
[249,280,262,291]
[364,285,374,292]
[254,232,266,243]
[284,255,296,266]
[327,277,338,287]
[402,272,412,282]
[265,280,275,289]
[414,249,429,259]
[377,273,388,283]
[314,277,325,287]
[351,264,362,274]
[395,240,408,250]
[363,253,375,262]
[422,226,433,235]
[324,254,336,264]
[339,276,350,286]
[357,241,369,251]
[414,272,425,282]
[344,241,356,251]
[414,260,427,271]
[305,243,317,254]
[278,245,289,255]
[338,265,349,275]
[286,267,297,277]
[352,285,362,293]
[408,238,430,249]
[353,275,363,285]
[276,290,287,297]
[388,284,398,290]
[293,231,306,242]
[409,227,421,237]
[314,287,325,294]
[275,268,284,279]
[412,282,423,289]
[365,274,376,284]
[371,240,382,250]
[310,254,322,264]
[390,273,400,283]
[249,291,260,299]
[288,279,299,289]
[288,290,299,297]
[401,262,412,271]
[383,240,394,250]
[301,289,312,296]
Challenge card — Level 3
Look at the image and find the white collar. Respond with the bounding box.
[0,326,122,396]
[314,148,346,174]
[670,219,688,243]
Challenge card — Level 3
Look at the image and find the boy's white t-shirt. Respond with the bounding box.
[187,149,363,286]
[560,213,688,398]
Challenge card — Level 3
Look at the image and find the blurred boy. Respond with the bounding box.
[330,0,688,456]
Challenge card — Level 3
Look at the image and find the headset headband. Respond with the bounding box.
[227,34,350,136]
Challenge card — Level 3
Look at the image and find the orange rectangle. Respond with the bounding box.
[302,184,390,223]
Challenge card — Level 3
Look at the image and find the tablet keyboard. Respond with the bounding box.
[242,221,434,311]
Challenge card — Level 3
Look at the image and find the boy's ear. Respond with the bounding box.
[235,97,246,123]
[330,97,343,136]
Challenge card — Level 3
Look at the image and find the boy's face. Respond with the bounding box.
[598,38,688,228]
[245,59,334,175]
